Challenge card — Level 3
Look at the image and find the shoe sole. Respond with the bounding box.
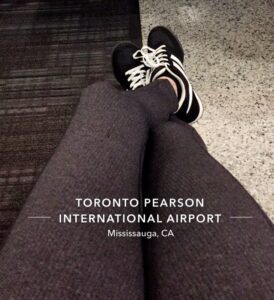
[190,91,204,124]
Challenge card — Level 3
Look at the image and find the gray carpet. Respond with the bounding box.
[0,0,142,246]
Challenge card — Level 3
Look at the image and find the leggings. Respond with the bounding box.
[0,80,273,300]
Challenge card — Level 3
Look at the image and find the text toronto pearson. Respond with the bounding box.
[75,197,205,208]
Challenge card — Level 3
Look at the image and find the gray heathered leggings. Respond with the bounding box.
[0,81,273,300]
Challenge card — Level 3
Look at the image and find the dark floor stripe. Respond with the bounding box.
[0,0,142,246]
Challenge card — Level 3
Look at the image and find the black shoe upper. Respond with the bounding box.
[148,26,184,64]
[148,26,202,123]
[148,26,188,112]
[112,42,140,90]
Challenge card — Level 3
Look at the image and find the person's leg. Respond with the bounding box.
[143,117,274,299]
[0,80,177,299]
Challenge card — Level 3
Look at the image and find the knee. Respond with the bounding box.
[152,120,207,152]
[81,81,118,97]
[79,81,122,110]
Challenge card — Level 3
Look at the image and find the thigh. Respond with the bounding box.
[0,82,146,300]
[143,118,274,299]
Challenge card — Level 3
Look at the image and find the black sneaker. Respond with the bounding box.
[147,26,203,123]
[112,42,150,90]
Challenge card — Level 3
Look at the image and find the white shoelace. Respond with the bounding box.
[133,45,169,68]
[125,45,169,90]
[125,64,149,90]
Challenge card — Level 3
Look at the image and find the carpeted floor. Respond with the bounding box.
[0,0,142,246]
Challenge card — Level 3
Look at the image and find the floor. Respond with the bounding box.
[0,0,141,246]
[139,0,274,221]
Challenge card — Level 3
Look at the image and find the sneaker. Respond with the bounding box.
[112,42,150,90]
[147,26,203,123]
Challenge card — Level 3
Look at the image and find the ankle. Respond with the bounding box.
[158,76,178,96]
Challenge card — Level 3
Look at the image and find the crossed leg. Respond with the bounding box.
[0,80,177,300]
